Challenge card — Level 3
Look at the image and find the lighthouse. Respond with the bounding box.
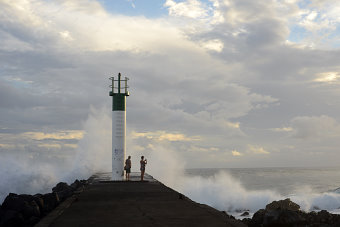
[109,73,129,180]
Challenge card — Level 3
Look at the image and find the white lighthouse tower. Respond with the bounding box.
[109,73,129,180]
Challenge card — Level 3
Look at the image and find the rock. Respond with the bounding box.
[221,211,235,220]
[0,206,4,222]
[52,182,70,193]
[2,193,25,211]
[26,215,40,226]
[0,178,88,225]
[312,205,320,210]
[80,180,89,186]
[241,217,252,226]
[248,199,340,227]
[0,209,24,227]
[70,179,82,190]
[33,194,44,213]
[41,193,59,213]
[241,211,249,216]
[304,209,340,226]
[263,209,306,226]
[17,194,41,218]
[178,193,184,200]
[249,209,265,227]
[265,198,300,211]
[1,193,40,219]
[52,182,73,201]
[334,187,340,193]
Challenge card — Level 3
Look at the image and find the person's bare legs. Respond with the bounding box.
[127,173,130,181]
[141,170,145,181]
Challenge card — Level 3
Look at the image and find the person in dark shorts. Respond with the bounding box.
[125,156,131,181]
[140,156,147,181]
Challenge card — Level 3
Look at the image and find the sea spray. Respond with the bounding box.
[140,144,340,216]
[64,106,112,181]
[291,192,340,212]
[0,106,112,203]
[177,172,282,212]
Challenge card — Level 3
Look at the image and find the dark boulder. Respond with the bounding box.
[263,209,307,226]
[307,210,340,226]
[52,182,70,193]
[241,217,252,226]
[26,215,40,226]
[52,182,73,202]
[33,194,44,213]
[241,211,249,216]
[80,180,89,186]
[248,209,265,227]
[41,192,59,213]
[0,209,24,227]
[70,179,82,190]
[221,211,236,220]
[0,206,4,223]
[248,199,340,227]
[1,193,40,219]
[2,193,25,212]
[265,198,300,211]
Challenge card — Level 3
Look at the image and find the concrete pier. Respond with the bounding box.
[36,173,246,227]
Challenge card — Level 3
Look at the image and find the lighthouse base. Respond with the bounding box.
[112,110,126,181]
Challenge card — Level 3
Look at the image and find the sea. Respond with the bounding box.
[182,167,340,219]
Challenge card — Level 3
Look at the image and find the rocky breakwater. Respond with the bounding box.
[0,179,88,227]
[242,198,340,226]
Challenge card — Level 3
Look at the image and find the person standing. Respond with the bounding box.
[125,156,131,181]
[140,156,147,181]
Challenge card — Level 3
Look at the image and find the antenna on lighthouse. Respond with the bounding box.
[109,73,129,180]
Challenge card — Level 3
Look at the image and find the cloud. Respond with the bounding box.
[271,127,293,132]
[37,143,61,149]
[231,150,243,156]
[288,0,340,47]
[22,130,84,140]
[290,115,340,140]
[131,131,200,142]
[199,39,224,52]
[248,145,270,155]
[314,72,340,83]
[164,0,209,19]
[1,0,340,173]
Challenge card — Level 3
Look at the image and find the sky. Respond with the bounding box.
[1,0,340,172]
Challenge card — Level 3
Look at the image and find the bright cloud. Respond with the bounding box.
[248,145,270,155]
[38,143,62,149]
[22,131,84,140]
[164,0,209,19]
[271,127,293,132]
[200,39,224,52]
[231,150,243,156]
[131,131,200,142]
[314,72,339,83]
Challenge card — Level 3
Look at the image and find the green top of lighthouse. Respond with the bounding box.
[109,73,129,111]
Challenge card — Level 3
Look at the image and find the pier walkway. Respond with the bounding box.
[36,173,246,227]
